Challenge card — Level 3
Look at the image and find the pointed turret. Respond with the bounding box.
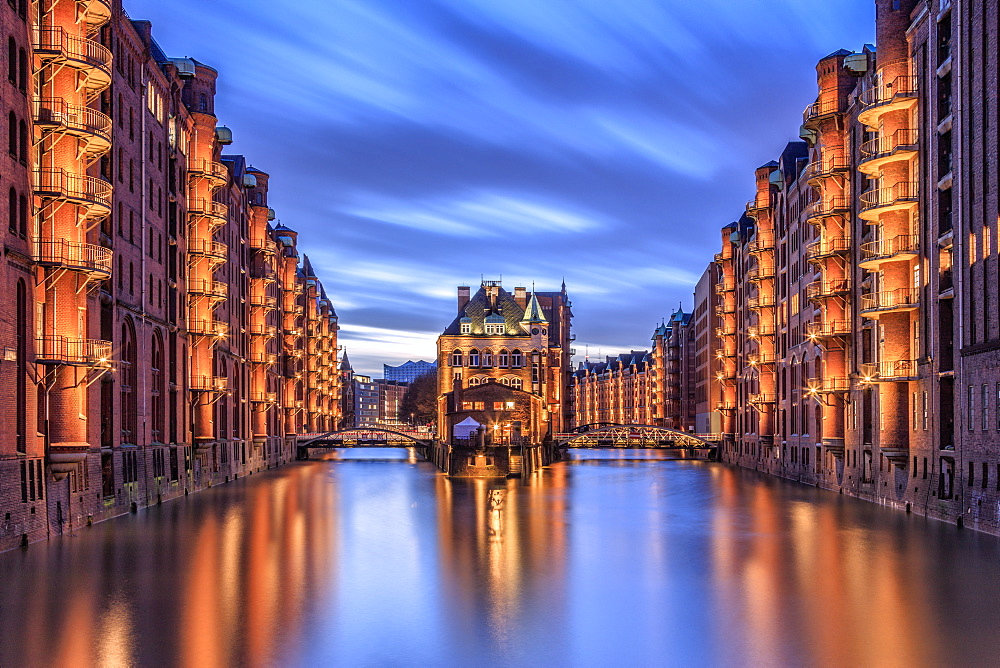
[520,292,548,325]
[339,350,353,372]
[302,254,317,279]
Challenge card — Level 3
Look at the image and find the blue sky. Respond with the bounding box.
[129,0,875,376]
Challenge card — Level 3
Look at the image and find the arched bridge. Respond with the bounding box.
[556,425,717,455]
[298,428,435,458]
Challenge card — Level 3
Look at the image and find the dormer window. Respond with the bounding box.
[484,313,505,335]
[461,323,471,334]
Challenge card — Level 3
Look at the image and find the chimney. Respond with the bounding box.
[514,286,526,307]
[458,286,470,312]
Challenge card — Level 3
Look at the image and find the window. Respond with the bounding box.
[8,187,16,234]
[7,111,15,155]
[15,280,26,454]
[469,349,480,367]
[510,378,522,390]
[968,385,975,431]
[451,349,463,366]
[498,350,509,367]
[481,350,493,367]
[511,349,523,367]
[460,322,471,334]
[983,384,990,431]
[6,38,14,84]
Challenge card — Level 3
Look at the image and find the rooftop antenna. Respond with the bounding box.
[585,344,589,361]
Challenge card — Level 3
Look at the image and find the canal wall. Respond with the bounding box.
[719,438,995,534]
[1,437,299,553]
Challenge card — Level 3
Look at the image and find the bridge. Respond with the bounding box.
[298,428,434,456]
[555,425,717,459]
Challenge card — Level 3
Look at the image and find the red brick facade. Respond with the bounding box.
[0,0,340,551]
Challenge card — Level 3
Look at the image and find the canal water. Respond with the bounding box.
[3,449,1000,666]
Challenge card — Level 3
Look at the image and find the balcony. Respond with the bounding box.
[715,302,736,317]
[806,278,850,301]
[747,324,775,338]
[804,154,850,185]
[747,352,778,368]
[187,199,229,228]
[187,278,227,300]
[187,158,229,188]
[860,359,919,382]
[859,234,919,269]
[748,295,776,309]
[79,0,112,32]
[715,326,735,338]
[802,94,847,127]
[187,238,228,263]
[34,168,112,221]
[33,239,112,279]
[248,323,277,338]
[860,287,919,317]
[859,128,919,176]
[190,374,228,392]
[747,264,775,283]
[805,236,850,264]
[805,196,850,223]
[747,236,774,255]
[248,351,277,365]
[249,234,276,254]
[806,319,851,340]
[745,196,770,216]
[748,393,777,406]
[806,377,850,394]
[33,27,112,95]
[33,97,112,158]
[715,402,738,412]
[188,317,228,338]
[858,75,918,129]
[715,347,735,360]
[36,336,111,366]
[716,279,735,293]
[250,392,278,404]
[250,293,278,309]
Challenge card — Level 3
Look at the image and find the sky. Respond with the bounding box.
[129,0,875,377]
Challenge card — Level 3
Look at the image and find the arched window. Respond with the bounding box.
[17,48,25,92]
[19,193,26,236]
[510,378,522,390]
[469,376,481,386]
[6,38,14,84]
[151,333,164,443]
[511,349,523,368]
[198,93,208,112]
[451,349,463,367]
[469,348,480,367]
[481,349,493,367]
[498,349,509,368]
[120,320,137,444]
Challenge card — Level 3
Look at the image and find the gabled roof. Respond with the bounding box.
[520,292,548,324]
[442,284,529,336]
[340,351,353,372]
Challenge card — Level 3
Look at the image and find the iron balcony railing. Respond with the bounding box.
[36,335,111,366]
[860,287,920,313]
[805,236,850,262]
[747,236,774,255]
[187,198,229,224]
[187,278,227,299]
[806,377,850,393]
[747,324,776,338]
[860,128,919,161]
[859,76,918,111]
[805,196,851,220]
[187,317,228,337]
[33,27,112,80]
[747,352,778,366]
[860,181,919,214]
[33,239,112,277]
[190,374,228,392]
[187,158,229,184]
[806,279,851,300]
[802,92,848,124]
[248,323,277,337]
[187,238,228,261]
[748,295,777,309]
[861,359,918,381]
[749,393,777,404]
[34,167,112,211]
[33,97,112,150]
[806,319,851,339]
[860,234,920,265]
[250,392,278,404]
[803,154,850,183]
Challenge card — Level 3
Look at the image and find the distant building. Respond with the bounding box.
[376,380,409,426]
[571,352,655,427]
[384,360,437,383]
[352,375,380,428]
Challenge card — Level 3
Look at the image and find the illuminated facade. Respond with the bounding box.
[436,281,572,445]
[716,0,1000,531]
[0,3,339,551]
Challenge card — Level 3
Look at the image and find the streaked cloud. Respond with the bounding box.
[129,0,874,375]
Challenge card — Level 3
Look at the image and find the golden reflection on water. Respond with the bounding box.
[1,452,999,666]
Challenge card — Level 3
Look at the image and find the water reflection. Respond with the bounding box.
[3,448,1000,665]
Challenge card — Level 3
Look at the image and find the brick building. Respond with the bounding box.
[0,1,340,551]
[436,280,572,445]
[714,0,1000,531]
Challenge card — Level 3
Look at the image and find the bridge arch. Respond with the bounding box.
[300,428,433,447]
[557,424,712,449]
